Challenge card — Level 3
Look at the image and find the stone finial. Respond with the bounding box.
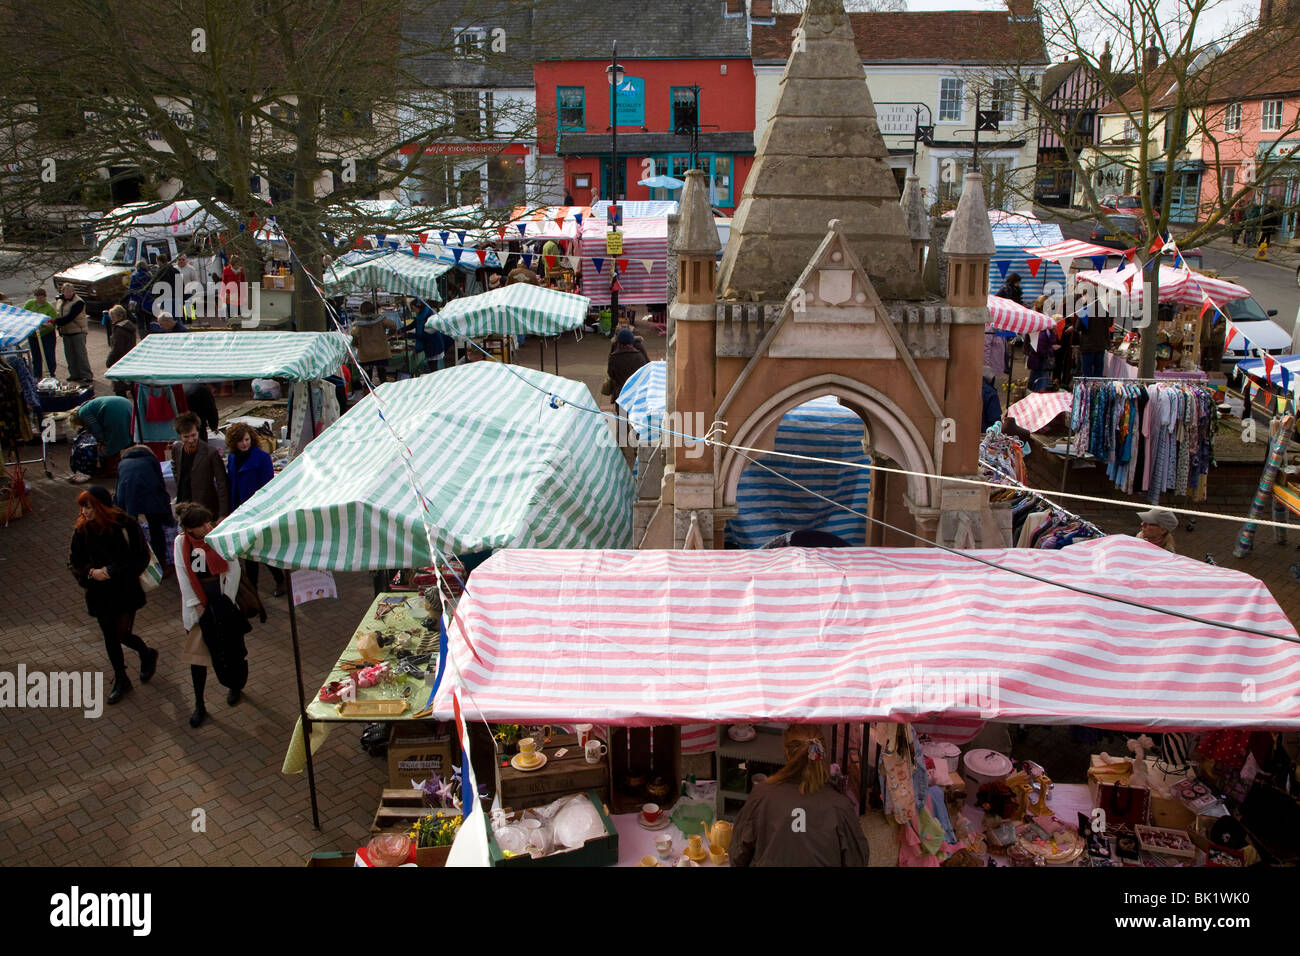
[899,175,930,244]
[942,172,996,257]
[828,218,842,231]
[672,168,721,258]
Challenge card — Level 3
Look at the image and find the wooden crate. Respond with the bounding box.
[607,725,681,815]
[498,733,610,811]
[370,788,458,833]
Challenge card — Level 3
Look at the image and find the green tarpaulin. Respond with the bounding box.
[206,362,632,570]
[105,331,351,384]
[427,284,589,338]
[323,250,449,301]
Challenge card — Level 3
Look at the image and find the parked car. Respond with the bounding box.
[1088,214,1147,249]
[1099,194,1142,216]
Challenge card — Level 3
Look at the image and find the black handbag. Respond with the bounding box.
[199,595,251,691]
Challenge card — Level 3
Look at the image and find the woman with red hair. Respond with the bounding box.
[68,487,158,704]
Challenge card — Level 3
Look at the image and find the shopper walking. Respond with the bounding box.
[115,444,174,567]
[22,286,58,378]
[225,422,285,596]
[55,282,94,384]
[171,411,228,520]
[68,487,158,705]
[174,502,245,727]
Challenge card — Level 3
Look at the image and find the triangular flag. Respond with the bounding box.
[250,213,260,232]
[641,259,655,274]
[1124,273,1136,292]
[410,242,420,258]
[418,232,428,244]
[375,232,386,246]
[1090,255,1106,271]
[995,259,1011,279]
[452,248,462,263]
[1265,353,1277,380]
[1057,256,1073,277]
[1224,322,1240,350]
[476,248,487,265]
[497,227,506,241]
[1281,396,1291,414]
[1148,234,1165,255]
[1199,296,1214,318]
[1078,304,1089,329]
[1122,247,1137,262]
[388,240,399,250]
[522,252,533,268]
[457,231,466,246]
[1282,367,1292,392]
[438,230,449,245]
[617,258,628,274]
[516,223,527,237]
[544,254,556,271]
[592,258,604,274]
[610,279,622,293]
[353,236,364,247]
[1026,258,1042,278]
[564,256,578,270]
[554,215,566,227]
[574,212,584,227]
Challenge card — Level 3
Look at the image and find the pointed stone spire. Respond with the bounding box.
[899,173,929,275]
[943,171,996,307]
[673,167,721,258]
[717,0,922,302]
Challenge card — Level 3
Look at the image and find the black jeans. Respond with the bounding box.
[244,558,284,592]
[96,611,149,680]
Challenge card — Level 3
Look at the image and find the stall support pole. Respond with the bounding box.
[284,570,322,830]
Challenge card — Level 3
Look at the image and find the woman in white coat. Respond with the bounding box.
[174,502,241,728]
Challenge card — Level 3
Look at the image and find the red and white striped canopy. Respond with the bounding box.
[1024,239,1116,263]
[1007,391,1073,432]
[1076,265,1251,307]
[987,295,1055,334]
[433,539,1300,731]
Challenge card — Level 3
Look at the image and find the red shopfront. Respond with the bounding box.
[535,58,756,213]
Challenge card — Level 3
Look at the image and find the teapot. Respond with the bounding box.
[703,819,732,852]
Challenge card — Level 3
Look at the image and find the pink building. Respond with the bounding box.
[1198,4,1300,238]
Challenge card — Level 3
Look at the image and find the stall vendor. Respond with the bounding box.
[730,725,869,867]
[1136,508,1178,553]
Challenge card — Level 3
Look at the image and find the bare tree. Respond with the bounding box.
[991,0,1300,376]
[0,0,553,330]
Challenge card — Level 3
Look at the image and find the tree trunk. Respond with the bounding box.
[293,92,325,332]
[1137,256,1160,378]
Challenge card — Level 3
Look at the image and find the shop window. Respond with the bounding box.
[486,155,525,209]
[991,79,1016,124]
[458,166,483,206]
[711,155,732,206]
[557,87,584,132]
[939,78,963,123]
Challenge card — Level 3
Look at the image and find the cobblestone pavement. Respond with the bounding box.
[2,324,1296,865]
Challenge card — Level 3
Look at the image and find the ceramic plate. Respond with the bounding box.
[510,753,548,772]
[727,725,756,742]
[636,814,672,831]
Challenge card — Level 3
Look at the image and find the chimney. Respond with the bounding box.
[1144,36,1160,72]
[1099,40,1112,77]
[1261,0,1274,24]
[751,0,773,17]
[1006,0,1035,16]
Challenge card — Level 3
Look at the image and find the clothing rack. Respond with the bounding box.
[0,347,51,478]
[980,425,1105,541]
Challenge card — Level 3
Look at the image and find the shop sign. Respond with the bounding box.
[1256,140,1300,161]
[605,231,623,256]
[614,77,644,127]
[877,104,920,136]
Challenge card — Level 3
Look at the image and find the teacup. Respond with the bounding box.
[517,737,540,764]
[654,835,674,860]
[639,855,658,867]
[575,723,594,746]
[584,739,608,764]
[708,844,727,866]
[640,802,662,824]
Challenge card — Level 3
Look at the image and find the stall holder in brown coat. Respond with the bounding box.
[170,440,229,520]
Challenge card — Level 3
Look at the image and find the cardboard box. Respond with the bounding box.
[486,790,618,867]
[262,274,294,291]
[388,721,454,789]
[1150,794,1196,830]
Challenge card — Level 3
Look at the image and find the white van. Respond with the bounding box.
[52,200,226,313]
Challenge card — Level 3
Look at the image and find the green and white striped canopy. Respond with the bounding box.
[206,362,632,571]
[105,331,351,384]
[323,250,448,301]
[427,284,590,338]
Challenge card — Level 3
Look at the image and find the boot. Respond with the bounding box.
[107,675,132,704]
[139,647,159,684]
[226,688,242,706]
[189,704,206,728]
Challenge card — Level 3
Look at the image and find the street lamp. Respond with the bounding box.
[606,43,624,326]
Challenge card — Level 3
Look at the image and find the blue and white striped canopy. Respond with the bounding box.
[618,361,871,547]
[0,303,49,348]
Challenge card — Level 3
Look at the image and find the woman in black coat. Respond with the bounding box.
[68,487,158,704]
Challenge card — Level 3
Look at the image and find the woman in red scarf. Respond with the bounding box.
[173,502,242,727]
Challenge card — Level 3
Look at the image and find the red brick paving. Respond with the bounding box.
[3,327,1297,866]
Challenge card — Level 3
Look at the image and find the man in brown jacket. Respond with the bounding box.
[105,305,137,397]
[55,282,94,383]
[350,301,398,384]
[171,411,229,520]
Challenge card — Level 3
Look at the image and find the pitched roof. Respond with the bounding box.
[1201,27,1300,102]
[534,0,751,61]
[752,11,1048,65]
[1097,57,1196,115]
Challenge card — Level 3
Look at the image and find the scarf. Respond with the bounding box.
[182,531,229,606]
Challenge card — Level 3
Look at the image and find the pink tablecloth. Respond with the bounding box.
[1103,352,1208,381]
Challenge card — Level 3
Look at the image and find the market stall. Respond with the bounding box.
[205,362,633,828]
[417,538,1299,866]
[105,330,351,454]
[426,283,590,373]
[0,302,53,478]
[618,360,871,548]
